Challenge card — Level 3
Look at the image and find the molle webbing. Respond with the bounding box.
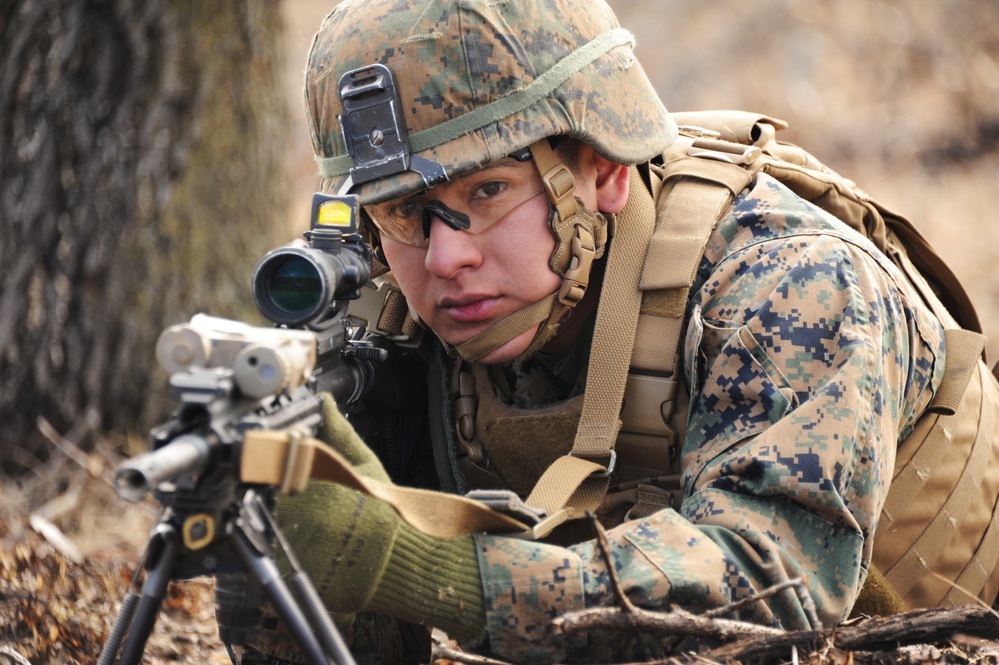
[671,110,981,335]
[875,334,999,608]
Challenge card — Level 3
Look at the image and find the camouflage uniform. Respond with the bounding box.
[462,172,944,662]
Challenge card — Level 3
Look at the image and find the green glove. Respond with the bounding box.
[314,393,391,482]
[276,393,488,643]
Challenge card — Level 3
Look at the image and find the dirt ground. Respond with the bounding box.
[3,1,999,663]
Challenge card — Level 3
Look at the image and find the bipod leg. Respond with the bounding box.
[255,494,356,665]
[228,512,338,665]
[113,522,183,665]
[95,583,140,665]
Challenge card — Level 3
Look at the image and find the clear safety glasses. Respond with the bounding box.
[364,177,548,249]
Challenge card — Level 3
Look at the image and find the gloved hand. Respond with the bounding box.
[275,394,488,642]
[313,393,391,483]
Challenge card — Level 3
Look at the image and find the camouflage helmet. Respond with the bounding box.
[305,0,677,204]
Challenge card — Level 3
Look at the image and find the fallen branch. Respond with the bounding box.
[430,629,514,665]
[36,416,106,482]
[705,605,999,662]
[27,513,83,564]
[431,644,514,665]
[0,646,32,665]
[701,576,820,631]
[552,603,784,642]
[553,598,998,664]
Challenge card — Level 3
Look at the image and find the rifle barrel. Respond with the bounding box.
[114,434,213,502]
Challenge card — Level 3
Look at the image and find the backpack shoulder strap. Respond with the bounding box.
[522,165,655,535]
[522,138,757,536]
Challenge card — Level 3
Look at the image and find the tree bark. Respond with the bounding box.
[0,0,290,470]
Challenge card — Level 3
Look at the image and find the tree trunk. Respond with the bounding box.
[0,0,290,471]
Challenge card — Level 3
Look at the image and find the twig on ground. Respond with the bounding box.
[0,645,33,665]
[34,476,84,522]
[552,602,784,642]
[553,584,998,664]
[703,605,999,663]
[702,577,802,619]
[431,644,514,665]
[36,416,106,483]
[27,513,83,564]
[37,415,160,516]
[588,512,638,613]
[702,576,822,630]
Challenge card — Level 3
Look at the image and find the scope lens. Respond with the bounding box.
[267,257,322,314]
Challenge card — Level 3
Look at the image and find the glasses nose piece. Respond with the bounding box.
[421,200,471,240]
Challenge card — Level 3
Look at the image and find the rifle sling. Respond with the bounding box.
[240,429,531,538]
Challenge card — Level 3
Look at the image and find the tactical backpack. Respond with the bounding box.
[598,109,999,612]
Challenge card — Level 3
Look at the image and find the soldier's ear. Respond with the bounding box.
[591,149,630,214]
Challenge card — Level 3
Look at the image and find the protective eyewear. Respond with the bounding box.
[364,178,547,248]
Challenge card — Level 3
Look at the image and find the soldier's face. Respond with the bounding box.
[376,156,576,364]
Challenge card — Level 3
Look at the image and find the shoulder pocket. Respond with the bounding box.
[683,308,798,489]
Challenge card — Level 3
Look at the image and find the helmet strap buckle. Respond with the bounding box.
[557,227,596,306]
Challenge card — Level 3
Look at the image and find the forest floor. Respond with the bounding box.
[0,435,232,664]
[1,441,999,664]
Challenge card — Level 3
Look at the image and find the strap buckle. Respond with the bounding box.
[571,449,617,478]
[620,372,679,438]
[557,229,596,306]
[464,490,577,540]
[542,164,577,210]
[464,489,548,525]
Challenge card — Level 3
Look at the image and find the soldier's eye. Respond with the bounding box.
[390,199,425,221]
[472,181,507,200]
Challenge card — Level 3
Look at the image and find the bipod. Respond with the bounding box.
[97,486,356,665]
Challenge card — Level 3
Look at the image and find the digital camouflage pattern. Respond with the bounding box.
[472,173,945,664]
[304,0,676,206]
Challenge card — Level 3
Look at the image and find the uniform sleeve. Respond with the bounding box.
[469,188,946,662]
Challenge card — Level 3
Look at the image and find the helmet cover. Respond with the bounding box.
[305,0,678,204]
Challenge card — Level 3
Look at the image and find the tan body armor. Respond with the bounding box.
[431,111,999,610]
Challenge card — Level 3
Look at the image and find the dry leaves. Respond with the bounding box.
[0,530,231,665]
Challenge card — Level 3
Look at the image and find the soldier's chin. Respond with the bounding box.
[474,326,539,365]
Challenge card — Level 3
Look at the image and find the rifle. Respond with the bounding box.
[98,194,390,665]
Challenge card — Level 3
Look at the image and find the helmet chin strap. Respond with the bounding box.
[450,139,610,364]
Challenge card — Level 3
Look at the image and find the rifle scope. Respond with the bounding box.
[252,194,371,328]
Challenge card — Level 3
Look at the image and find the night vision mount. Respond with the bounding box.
[336,63,448,193]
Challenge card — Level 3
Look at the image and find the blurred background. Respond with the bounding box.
[1,1,998,660]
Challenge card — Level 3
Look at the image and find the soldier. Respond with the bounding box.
[235,0,999,663]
